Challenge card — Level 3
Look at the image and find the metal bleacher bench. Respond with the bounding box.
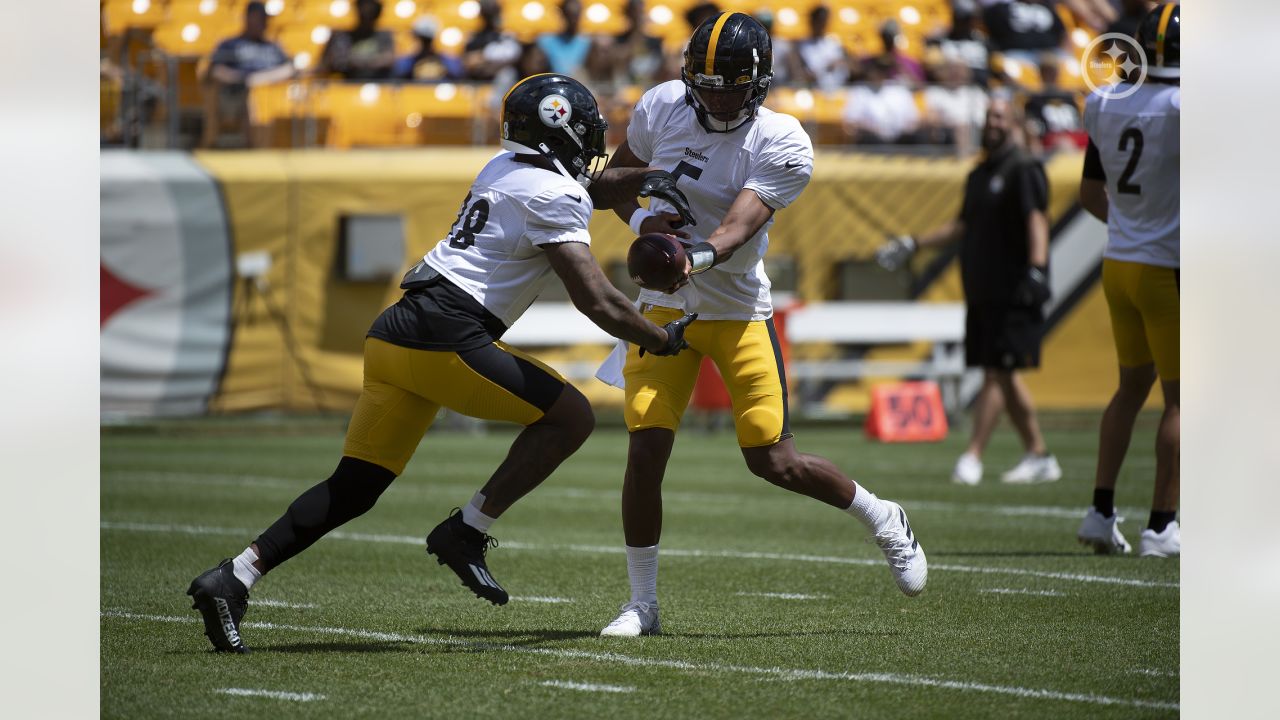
[504,302,968,415]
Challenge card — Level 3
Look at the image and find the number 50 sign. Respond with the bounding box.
[865,381,949,443]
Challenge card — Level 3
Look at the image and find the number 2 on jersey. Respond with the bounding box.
[1117,128,1143,196]
[447,192,491,248]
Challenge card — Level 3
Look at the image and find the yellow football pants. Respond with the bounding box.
[623,305,791,448]
[1102,258,1180,381]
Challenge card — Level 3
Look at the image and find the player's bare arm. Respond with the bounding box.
[1079,178,1108,222]
[602,140,692,239]
[663,188,775,293]
[543,240,689,354]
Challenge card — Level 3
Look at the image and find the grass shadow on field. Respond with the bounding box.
[259,641,415,654]
[416,627,598,646]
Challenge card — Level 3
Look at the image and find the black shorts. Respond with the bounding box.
[964,304,1044,370]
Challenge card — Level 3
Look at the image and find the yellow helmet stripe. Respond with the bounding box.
[503,72,556,105]
[704,12,736,77]
[1154,3,1176,67]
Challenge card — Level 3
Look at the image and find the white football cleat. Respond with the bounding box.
[599,601,660,637]
[1000,453,1063,484]
[1077,506,1131,554]
[873,501,928,596]
[1139,520,1180,557]
[951,452,983,486]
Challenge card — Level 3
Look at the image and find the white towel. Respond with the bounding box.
[595,340,629,389]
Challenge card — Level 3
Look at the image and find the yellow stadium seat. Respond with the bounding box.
[401,83,482,145]
[167,0,242,24]
[380,0,429,30]
[273,20,334,67]
[153,17,239,56]
[321,82,405,147]
[103,0,168,35]
[505,0,563,43]
[580,1,628,36]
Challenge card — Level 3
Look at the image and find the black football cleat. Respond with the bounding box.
[426,509,509,605]
[186,559,251,654]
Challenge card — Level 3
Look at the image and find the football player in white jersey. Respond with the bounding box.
[185,74,699,653]
[597,12,927,638]
[1076,3,1180,557]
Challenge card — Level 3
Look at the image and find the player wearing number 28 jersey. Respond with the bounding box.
[184,74,700,654]
[1077,3,1180,558]
[597,12,927,639]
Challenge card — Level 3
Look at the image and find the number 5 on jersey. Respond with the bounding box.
[448,192,491,249]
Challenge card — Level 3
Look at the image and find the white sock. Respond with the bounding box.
[232,546,262,591]
[626,544,659,605]
[460,492,496,534]
[845,485,890,531]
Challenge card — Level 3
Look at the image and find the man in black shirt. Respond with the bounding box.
[878,97,1061,486]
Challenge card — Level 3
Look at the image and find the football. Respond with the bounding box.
[627,233,687,291]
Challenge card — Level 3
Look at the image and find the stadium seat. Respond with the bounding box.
[103,0,168,35]
[580,1,628,36]
[505,0,563,43]
[401,83,483,145]
[273,20,334,70]
[152,16,237,56]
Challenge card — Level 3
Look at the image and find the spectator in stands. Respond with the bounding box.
[463,0,522,82]
[921,57,989,151]
[588,0,665,85]
[1106,0,1156,38]
[876,97,1061,486]
[202,2,295,148]
[537,0,593,77]
[1022,52,1085,154]
[393,15,463,81]
[863,19,925,86]
[981,0,1067,63]
[926,0,991,87]
[790,5,850,92]
[316,0,396,80]
[842,57,920,144]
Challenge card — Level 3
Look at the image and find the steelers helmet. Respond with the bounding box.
[500,73,609,185]
[682,12,773,133]
[1137,3,1179,79]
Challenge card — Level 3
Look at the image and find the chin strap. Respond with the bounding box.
[538,142,591,187]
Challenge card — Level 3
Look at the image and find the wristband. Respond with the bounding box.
[628,208,656,235]
[687,242,718,274]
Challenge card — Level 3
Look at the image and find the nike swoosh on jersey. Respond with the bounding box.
[785,160,804,168]
[568,195,582,202]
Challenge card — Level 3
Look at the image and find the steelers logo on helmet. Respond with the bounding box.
[539,94,573,128]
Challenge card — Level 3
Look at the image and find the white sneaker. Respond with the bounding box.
[872,501,928,596]
[1001,453,1063,484]
[1139,520,1180,557]
[1077,506,1131,554]
[599,601,661,637]
[951,452,983,486]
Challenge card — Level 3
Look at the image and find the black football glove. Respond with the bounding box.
[641,313,698,357]
[1014,266,1051,307]
[638,170,697,228]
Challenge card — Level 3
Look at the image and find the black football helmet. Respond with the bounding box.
[682,12,773,133]
[1137,3,1179,80]
[500,73,608,185]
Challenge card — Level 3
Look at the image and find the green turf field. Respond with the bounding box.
[101,416,1178,719]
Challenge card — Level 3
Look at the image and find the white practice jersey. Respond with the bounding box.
[629,80,815,320]
[1084,83,1180,268]
[423,152,593,327]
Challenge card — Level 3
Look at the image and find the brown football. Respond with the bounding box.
[627,233,687,291]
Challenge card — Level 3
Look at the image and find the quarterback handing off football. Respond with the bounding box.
[628,233,687,291]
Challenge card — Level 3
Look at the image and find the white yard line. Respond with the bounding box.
[540,680,635,693]
[99,521,1180,589]
[216,688,325,702]
[511,596,573,604]
[105,611,1176,711]
[253,599,318,609]
[103,470,1146,521]
[979,588,1066,598]
[735,592,832,600]
[1132,668,1179,678]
